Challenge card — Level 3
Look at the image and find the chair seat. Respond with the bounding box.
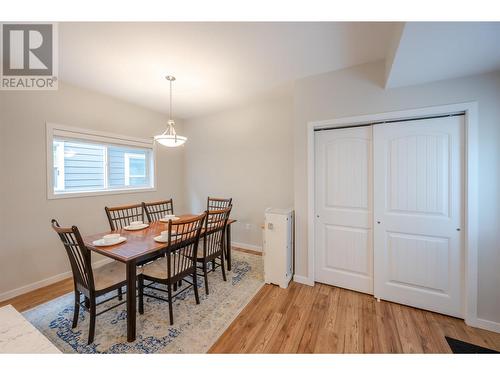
[141,255,192,280]
[93,261,134,291]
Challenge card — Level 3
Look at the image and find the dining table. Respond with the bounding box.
[83,213,236,342]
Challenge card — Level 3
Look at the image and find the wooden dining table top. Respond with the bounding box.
[84,214,236,263]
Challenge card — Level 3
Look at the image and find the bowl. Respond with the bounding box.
[103,233,120,244]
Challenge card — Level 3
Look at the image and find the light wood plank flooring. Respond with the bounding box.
[1,248,499,353]
[208,281,500,353]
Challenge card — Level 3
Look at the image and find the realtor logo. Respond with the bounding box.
[1,23,58,90]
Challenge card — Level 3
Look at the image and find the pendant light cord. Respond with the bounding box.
[169,78,173,121]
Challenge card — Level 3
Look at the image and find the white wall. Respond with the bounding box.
[0,82,185,298]
[183,89,294,249]
[293,60,500,324]
[1,60,498,328]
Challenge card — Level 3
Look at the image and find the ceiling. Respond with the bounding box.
[385,22,500,88]
[59,22,500,118]
[59,22,396,118]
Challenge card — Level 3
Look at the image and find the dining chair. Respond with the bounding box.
[104,203,144,230]
[207,197,233,211]
[197,207,232,295]
[207,197,233,265]
[142,199,174,222]
[51,219,136,344]
[138,213,206,325]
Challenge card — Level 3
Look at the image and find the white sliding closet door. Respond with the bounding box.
[373,116,464,317]
[315,126,373,294]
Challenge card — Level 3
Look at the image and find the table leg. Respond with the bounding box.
[126,260,136,342]
[226,224,232,271]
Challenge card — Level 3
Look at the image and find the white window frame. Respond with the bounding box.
[46,122,157,199]
[52,140,65,191]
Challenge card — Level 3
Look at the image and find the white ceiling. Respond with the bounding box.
[385,22,500,88]
[59,22,395,118]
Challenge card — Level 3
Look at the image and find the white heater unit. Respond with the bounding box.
[263,208,294,288]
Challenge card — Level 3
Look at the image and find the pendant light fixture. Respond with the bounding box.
[154,75,187,147]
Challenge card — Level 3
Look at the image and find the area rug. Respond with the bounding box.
[23,251,263,353]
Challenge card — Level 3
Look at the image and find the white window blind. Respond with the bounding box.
[47,123,155,199]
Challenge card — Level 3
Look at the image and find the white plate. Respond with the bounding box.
[92,237,127,247]
[153,235,169,243]
[159,216,179,222]
[124,223,149,231]
[153,234,180,243]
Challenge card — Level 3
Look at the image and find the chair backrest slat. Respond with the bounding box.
[51,219,94,291]
[207,197,232,211]
[142,199,174,222]
[105,203,144,230]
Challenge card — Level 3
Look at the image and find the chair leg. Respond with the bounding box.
[84,297,90,309]
[220,254,227,282]
[88,299,96,345]
[138,276,144,315]
[167,283,174,325]
[173,282,177,292]
[212,259,216,272]
[203,262,209,295]
[193,272,200,305]
[72,291,80,328]
[118,286,123,301]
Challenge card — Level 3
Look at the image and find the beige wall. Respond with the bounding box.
[293,60,500,323]
[0,82,185,297]
[183,89,294,249]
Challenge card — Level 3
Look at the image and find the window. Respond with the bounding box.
[47,123,155,199]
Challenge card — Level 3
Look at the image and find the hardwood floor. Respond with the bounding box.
[0,278,73,313]
[0,247,256,313]
[2,248,499,353]
[209,282,500,353]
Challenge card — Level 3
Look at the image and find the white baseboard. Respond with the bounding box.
[0,258,114,302]
[231,241,262,252]
[469,317,500,334]
[293,274,314,286]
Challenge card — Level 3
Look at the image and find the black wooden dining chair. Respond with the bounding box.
[142,199,174,222]
[207,197,232,211]
[197,207,232,295]
[104,203,144,230]
[51,219,136,344]
[138,213,206,325]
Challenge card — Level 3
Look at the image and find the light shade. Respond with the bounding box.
[154,134,187,147]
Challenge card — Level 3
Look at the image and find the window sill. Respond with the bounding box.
[47,186,157,200]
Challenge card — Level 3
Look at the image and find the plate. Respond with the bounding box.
[92,237,127,247]
[154,235,169,243]
[153,234,180,243]
[124,223,149,231]
[159,216,179,222]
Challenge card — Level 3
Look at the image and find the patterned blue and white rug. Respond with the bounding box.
[23,251,263,353]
